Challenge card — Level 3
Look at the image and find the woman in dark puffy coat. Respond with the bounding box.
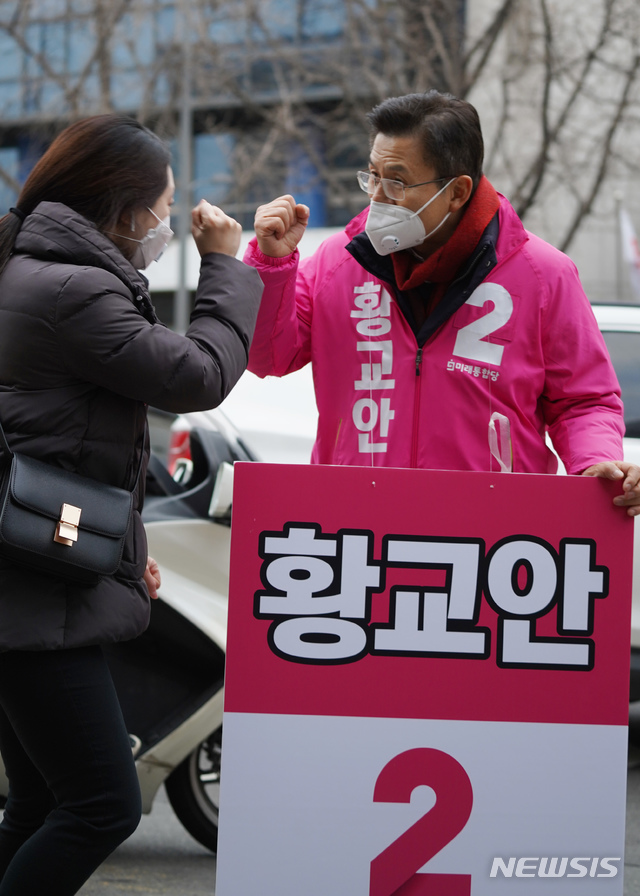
[0,114,262,895]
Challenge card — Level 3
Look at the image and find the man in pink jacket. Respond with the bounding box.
[245,90,640,516]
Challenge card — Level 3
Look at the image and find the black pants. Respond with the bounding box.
[0,645,141,895]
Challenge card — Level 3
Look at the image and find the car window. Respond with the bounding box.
[601,331,640,437]
[147,407,178,465]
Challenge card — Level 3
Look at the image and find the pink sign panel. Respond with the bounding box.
[224,463,631,727]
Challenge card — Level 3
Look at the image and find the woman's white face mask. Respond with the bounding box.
[118,209,174,269]
[365,178,455,256]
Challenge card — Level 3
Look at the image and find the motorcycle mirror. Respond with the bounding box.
[209,461,234,519]
[172,457,194,486]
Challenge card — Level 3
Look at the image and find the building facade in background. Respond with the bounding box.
[0,0,442,228]
[0,0,638,321]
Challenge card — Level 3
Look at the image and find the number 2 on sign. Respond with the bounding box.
[370,748,473,896]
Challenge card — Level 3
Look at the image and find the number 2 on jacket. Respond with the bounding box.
[452,283,513,367]
[370,748,473,896]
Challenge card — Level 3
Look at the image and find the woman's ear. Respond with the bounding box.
[449,175,474,211]
[115,209,136,234]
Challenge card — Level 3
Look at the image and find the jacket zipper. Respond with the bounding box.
[409,245,495,467]
[411,347,424,467]
[451,243,491,291]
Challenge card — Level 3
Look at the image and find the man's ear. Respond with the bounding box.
[449,175,474,211]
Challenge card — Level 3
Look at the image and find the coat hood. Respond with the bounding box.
[16,201,152,306]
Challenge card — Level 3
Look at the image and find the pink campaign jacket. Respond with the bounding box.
[245,195,623,474]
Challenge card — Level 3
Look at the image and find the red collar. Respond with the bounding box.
[391,176,500,292]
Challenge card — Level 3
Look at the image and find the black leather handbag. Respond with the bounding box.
[0,420,144,585]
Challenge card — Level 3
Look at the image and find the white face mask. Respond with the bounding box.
[365,178,455,256]
[118,209,174,269]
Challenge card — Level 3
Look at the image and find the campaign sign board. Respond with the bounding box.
[215,463,633,895]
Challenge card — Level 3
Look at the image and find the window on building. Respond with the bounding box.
[194,133,235,206]
[0,147,19,213]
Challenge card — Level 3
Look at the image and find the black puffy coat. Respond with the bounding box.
[0,201,262,651]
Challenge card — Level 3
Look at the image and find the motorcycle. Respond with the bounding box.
[0,406,256,854]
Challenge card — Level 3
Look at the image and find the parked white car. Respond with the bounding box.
[590,304,640,700]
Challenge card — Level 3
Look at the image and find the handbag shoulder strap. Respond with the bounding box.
[0,416,148,496]
[0,419,13,462]
[129,420,148,493]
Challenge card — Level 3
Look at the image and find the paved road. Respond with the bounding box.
[626,766,640,895]
[67,713,640,894]
[624,703,640,895]
[77,788,216,896]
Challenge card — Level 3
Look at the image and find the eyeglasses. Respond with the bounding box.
[356,170,454,201]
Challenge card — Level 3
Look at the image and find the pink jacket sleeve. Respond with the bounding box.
[243,238,314,378]
[537,247,624,473]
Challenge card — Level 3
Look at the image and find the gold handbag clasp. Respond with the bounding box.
[54,503,82,547]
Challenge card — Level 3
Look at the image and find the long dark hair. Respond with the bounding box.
[0,113,171,275]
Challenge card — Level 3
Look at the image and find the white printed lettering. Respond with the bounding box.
[452,282,513,366]
[352,284,395,450]
[271,616,367,661]
[488,857,619,879]
[374,590,487,655]
[599,858,621,877]
[538,858,568,877]
[356,317,392,336]
[258,527,380,620]
[487,539,557,616]
[561,541,607,632]
[516,858,538,877]
[500,619,591,667]
[490,858,515,878]
[567,858,589,877]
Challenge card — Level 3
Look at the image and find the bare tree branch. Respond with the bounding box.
[0,0,638,247]
[513,0,617,215]
[559,51,640,251]
[463,0,519,91]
